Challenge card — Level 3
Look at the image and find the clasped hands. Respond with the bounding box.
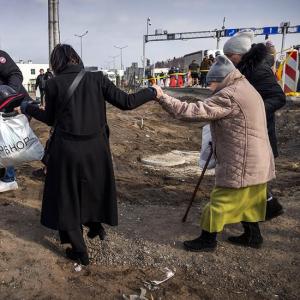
[151,85,164,100]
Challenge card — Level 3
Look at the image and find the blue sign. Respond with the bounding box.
[297,25,300,33]
[263,26,279,35]
[225,29,238,37]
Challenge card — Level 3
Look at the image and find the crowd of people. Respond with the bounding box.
[189,52,220,87]
[0,29,286,265]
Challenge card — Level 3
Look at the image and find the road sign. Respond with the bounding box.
[146,25,300,43]
[225,29,238,37]
[263,27,279,35]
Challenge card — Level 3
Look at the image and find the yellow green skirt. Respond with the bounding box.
[200,183,267,233]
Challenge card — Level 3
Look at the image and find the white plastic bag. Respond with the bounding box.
[0,113,44,167]
[199,124,216,169]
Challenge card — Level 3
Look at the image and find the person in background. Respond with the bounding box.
[19,44,157,266]
[152,55,274,251]
[209,54,215,64]
[0,49,31,193]
[159,71,165,87]
[265,40,277,72]
[188,59,200,86]
[35,69,46,106]
[199,54,212,87]
[44,68,54,81]
[32,68,54,179]
[223,30,286,220]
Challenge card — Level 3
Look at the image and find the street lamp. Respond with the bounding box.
[114,45,128,70]
[143,17,151,85]
[74,30,88,60]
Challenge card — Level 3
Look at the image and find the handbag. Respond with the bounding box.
[0,113,44,167]
[42,69,86,166]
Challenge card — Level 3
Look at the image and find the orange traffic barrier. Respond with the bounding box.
[169,76,177,87]
[177,74,184,87]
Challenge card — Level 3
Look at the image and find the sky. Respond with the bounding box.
[0,0,299,69]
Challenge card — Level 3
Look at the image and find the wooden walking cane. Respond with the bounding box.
[182,142,213,223]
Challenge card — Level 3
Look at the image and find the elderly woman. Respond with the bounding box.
[152,56,275,252]
[20,44,156,265]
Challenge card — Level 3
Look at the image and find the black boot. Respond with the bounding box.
[228,222,263,248]
[183,231,217,252]
[265,198,283,220]
[87,223,106,240]
[66,248,89,266]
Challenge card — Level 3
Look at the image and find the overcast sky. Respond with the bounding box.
[0,0,299,69]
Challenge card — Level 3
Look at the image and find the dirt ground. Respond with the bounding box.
[0,89,299,300]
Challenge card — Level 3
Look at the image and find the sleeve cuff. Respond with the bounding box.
[20,100,29,114]
[147,87,157,98]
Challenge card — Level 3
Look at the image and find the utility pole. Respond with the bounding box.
[48,0,54,60]
[48,0,60,61]
[75,30,88,60]
[143,17,151,85]
[280,21,290,55]
[53,0,60,47]
[216,17,225,49]
[114,45,128,70]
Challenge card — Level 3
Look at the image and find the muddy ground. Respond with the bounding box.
[0,89,299,300]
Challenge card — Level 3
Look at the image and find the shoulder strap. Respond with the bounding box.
[53,69,86,129]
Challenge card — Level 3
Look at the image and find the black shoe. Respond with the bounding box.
[87,224,106,240]
[265,198,283,220]
[183,231,217,252]
[228,222,263,249]
[65,248,89,266]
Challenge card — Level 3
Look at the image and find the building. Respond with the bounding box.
[16,61,49,92]
[124,62,144,83]
[152,68,169,78]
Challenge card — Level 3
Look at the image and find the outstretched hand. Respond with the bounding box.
[151,85,164,100]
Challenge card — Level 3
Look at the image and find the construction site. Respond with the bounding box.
[0,0,300,299]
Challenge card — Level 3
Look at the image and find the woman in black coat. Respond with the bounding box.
[237,43,286,220]
[237,43,286,158]
[20,44,156,265]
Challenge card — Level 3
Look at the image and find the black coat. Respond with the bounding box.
[0,50,31,109]
[25,64,156,230]
[35,74,46,90]
[237,44,286,157]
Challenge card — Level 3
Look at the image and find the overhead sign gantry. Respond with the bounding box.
[142,22,300,81]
